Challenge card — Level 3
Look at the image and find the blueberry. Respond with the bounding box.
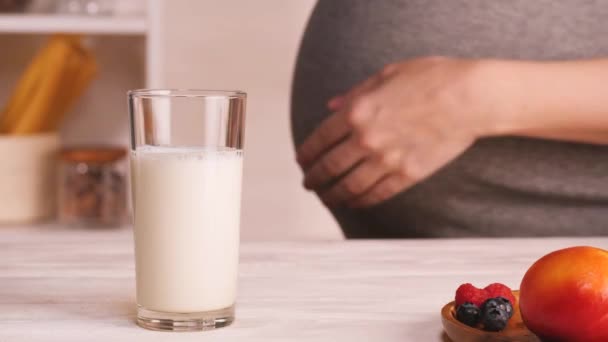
[481,298,511,332]
[484,297,514,319]
[496,297,514,319]
[456,302,481,327]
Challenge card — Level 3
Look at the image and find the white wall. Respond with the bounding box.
[157,0,342,240]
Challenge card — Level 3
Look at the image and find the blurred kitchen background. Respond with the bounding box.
[0,0,341,240]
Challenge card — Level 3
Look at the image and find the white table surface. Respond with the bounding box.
[1,225,606,342]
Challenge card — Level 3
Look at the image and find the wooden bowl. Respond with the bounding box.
[441,291,541,342]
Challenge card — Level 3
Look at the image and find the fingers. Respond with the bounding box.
[349,172,413,208]
[319,150,402,205]
[299,65,392,169]
[303,136,366,190]
[296,111,351,169]
[307,59,477,209]
[326,69,386,112]
[327,95,345,111]
[298,95,381,170]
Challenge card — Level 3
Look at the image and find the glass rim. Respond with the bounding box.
[128,89,247,99]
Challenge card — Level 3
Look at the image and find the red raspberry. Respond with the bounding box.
[455,283,488,307]
[484,283,516,306]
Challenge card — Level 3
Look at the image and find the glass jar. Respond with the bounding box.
[57,147,127,227]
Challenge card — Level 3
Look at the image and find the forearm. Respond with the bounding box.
[483,59,608,144]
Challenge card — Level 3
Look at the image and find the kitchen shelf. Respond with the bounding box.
[0,14,146,35]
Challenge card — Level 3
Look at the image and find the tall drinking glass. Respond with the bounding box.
[128,89,246,331]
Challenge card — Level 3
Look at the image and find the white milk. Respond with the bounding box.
[131,146,243,313]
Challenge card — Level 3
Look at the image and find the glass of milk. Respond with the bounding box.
[128,89,246,331]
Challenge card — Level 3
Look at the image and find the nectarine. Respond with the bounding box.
[520,246,608,342]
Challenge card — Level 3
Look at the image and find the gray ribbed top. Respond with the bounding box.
[291,0,608,237]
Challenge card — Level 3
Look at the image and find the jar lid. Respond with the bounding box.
[60,146,127,163]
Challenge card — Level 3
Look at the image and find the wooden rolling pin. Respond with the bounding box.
[0,35,97,135]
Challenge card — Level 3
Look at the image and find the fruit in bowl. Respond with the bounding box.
[454,283,517,331]
[519,246,608,342]
[442,283,540,342]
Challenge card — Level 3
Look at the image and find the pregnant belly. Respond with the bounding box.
[291,0,608,237]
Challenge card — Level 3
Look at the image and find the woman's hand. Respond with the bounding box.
[297,57,498,207]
